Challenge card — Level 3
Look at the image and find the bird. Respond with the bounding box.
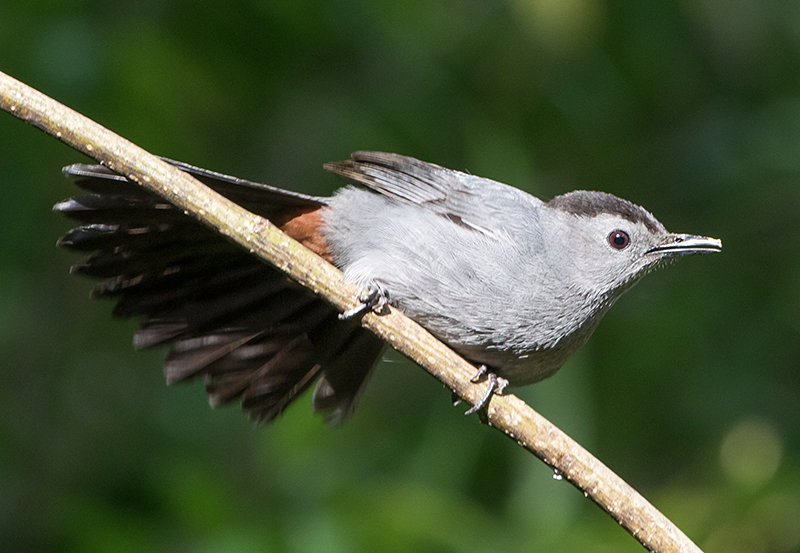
[54,151,721,425]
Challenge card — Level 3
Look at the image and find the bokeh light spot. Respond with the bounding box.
[720,418,783,488]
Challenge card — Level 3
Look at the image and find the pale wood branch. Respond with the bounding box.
[0,70,703,553]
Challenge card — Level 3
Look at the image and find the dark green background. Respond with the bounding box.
[2,1,799,552]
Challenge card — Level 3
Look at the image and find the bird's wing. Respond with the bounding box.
[324,151,527,235]
[65,158,327,218]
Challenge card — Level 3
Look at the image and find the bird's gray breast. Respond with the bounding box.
[322,186,599,383]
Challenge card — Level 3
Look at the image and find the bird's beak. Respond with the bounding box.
[648,234,722,256]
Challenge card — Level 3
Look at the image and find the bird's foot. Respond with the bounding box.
[464,365,508,415]
[339,287,389,320]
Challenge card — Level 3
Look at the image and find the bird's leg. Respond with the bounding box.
[339,287,389,320]
[464,365,508,415]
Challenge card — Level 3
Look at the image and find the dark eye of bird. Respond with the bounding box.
[608,230,630,250]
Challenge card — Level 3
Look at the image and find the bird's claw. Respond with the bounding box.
[464,365,508,415]
[470,364,488,383]
[339,287,389,320]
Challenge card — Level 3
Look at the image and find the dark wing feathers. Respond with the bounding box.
[324,151,459,205]
[324,151,498,234]
[56,160,382,425]
[66,159,327,214]
[164,159,327,218]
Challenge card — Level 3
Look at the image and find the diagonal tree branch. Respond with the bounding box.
[0,70,703,553]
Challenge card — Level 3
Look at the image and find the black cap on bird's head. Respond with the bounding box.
[548,190,666,235]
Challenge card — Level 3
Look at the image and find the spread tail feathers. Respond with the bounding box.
[55,160,383,425]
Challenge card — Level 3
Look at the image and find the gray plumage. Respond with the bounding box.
[322,152,718,386]
[55,151,721,424]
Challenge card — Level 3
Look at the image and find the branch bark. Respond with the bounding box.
[0,70,703,553]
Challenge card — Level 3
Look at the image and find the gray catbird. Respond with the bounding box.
[56,151,721,424]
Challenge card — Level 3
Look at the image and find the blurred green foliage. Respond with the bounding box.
[1,1,800,552]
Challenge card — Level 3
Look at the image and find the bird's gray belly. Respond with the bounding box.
[323,187,599,386]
